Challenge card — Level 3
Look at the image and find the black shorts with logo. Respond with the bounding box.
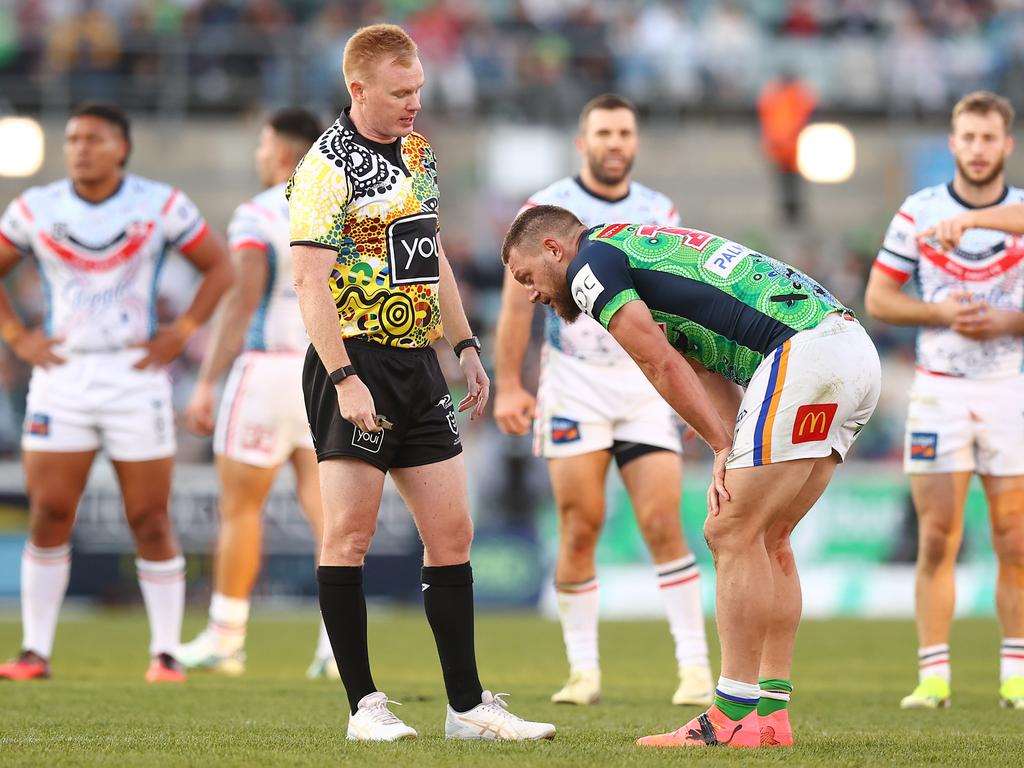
[303,338,463,472]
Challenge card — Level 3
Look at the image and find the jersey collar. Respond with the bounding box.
[69,176,125,206]
[573,176,631,204]
[339,108,408,174]
[946,181,1009,209]
[571,226,600,264]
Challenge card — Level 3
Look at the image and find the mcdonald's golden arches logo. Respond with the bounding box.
[791,403,838,444]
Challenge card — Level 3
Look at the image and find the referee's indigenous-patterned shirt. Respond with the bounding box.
[287,109,442,348]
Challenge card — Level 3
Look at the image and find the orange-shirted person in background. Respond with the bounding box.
[757,71,816,227]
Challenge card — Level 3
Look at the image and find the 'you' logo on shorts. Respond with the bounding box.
[352,427,384,453]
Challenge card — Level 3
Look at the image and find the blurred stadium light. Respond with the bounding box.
[0,116,44,177]
[797,122,856,183]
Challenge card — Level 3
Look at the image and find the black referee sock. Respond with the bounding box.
[317,565,376,715]
[422,561,484,713]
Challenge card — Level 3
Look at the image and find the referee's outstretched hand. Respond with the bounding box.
[336,375,381,433]
[457,349,490,420]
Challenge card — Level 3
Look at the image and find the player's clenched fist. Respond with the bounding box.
[493,383,536,435]
[185,380,216,436]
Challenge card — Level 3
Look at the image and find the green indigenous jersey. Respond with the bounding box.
[567,223,849,385]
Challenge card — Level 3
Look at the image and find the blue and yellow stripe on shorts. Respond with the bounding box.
[752,340,791,466]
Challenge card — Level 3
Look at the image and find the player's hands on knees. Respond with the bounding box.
[457,349,490,420]
[919,214,974,252]
[493,383,536,435]
[11,329,65,368]
[336,375,380,433]
[185,381,216,436]
[707,445,731,516]
[132,324,188,369]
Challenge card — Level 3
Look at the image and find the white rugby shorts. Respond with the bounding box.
[903,370,1024,476]
[214,351,313,467]
[727,313,880,469]
[533,345,682,459]
[22,349,175,461]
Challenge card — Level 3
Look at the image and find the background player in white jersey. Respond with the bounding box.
[865,91,1024,710]
[176,109,334,678]
[494,94,711,706]
[0,103,232,682]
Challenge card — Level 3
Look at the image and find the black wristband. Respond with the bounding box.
[329,364,357,385]
[453,336,481,357]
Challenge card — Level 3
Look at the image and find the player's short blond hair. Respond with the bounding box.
[342,24,418,89]
[951,91,1015,133]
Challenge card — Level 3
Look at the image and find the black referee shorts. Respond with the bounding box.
[303,338,463,472]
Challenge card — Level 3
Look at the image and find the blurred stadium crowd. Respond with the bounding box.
[4,0,1024,116]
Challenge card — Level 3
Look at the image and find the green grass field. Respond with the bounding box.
[1,610,1022,767]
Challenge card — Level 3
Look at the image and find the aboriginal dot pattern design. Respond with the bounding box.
[287,118,442,348]
[596,225,846,385]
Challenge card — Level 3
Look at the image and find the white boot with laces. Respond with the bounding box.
[445,690,556,741]
[346,691,418,741]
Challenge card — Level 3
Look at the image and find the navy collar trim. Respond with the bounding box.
[573,176,631,204]
[946,181,1009,209]
[70,177,124,206]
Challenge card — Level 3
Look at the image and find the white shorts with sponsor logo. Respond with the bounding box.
[214,351,313,468]
[903,371,1024,476]
[727,314,880,469]
[533,345,682,459]
[22,349,175,461]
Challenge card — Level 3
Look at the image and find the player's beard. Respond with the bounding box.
[550,281,582,323]
[586,148,634,187]
[955,156,1004,189]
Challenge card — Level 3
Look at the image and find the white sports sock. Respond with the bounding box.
[716,675,760,706]
[655,554,709,667]
[1001,638,1024,682]
[918,643,950,684]
[137,556,185,657]
[315,616,333,660]
[555,578,599,672]
[21,543,72,659]
[209,592,250,656]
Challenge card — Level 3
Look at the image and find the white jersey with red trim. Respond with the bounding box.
[0,174,207,353]
[876,182,1024,378]
[227,183,306,353]
[522,177,679,365]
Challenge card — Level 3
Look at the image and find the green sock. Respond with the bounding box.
[757,678,793,716]
[713,693,758,721]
